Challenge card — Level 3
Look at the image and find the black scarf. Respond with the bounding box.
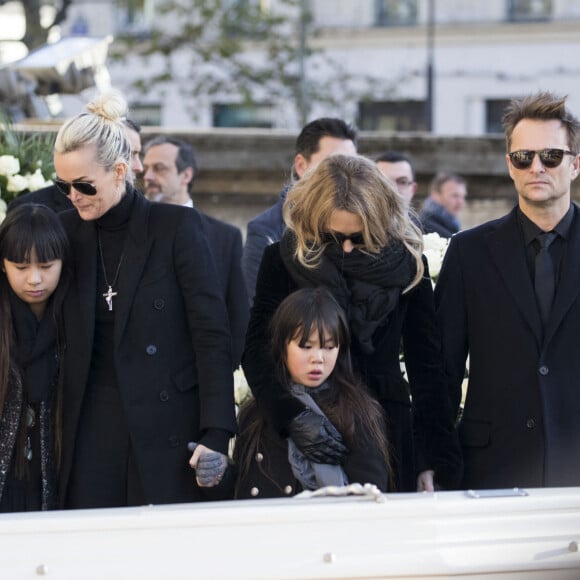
[0,291,59,509]
[9,290,58,404]
[280,230,416,355]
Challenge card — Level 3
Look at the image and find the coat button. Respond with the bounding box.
[250,487,259,497]
[168,436,180,447]
[539,365,549,376]
[526,418,536,429]
[255,453,264,463]
[146,345,157,355]
[284,485,293,495]
[159,390,169,402]
[154,299,165,310]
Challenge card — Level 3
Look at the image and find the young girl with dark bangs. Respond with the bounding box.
[235,287,390,499]
[0,204,69,511]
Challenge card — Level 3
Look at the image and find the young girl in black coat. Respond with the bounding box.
[235,287,390,499]
[0,204,69,511]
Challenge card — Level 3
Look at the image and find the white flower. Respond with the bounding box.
[26,168,51,191]
[7,173,29,193]
[423,232,449,281]
[233,366,252,407]
[0,155,20,177]
[0,199,6,224]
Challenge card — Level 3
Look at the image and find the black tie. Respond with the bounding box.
[534,231,557,326]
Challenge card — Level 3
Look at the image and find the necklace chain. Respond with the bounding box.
[97,228,125,311]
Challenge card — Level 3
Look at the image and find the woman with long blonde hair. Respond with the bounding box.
[243,154,461,492]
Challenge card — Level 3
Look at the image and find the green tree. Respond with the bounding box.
[0,0,74,50]
[115,0,392,126]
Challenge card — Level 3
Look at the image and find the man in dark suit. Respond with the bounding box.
[142,136,249,369]
[8,119,143,214]
[435,91,580,489]
[242,118,358,302]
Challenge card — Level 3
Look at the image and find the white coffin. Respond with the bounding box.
[1,487,580,579]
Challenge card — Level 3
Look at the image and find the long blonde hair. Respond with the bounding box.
[283,154,424,291]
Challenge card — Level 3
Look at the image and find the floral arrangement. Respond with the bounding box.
[422,232,450,282]
[0,117,56,214]
[234,366,253,409]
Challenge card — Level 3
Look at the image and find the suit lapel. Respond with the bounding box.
[545,204,580,345]
[486,208,543,346]
[114,194,153,347]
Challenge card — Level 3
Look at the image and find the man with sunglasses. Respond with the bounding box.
[435,91,580,490]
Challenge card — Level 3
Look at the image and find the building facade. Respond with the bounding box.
[1,1,579,133]
[42,0,580,134]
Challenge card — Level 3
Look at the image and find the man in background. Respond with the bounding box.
[142,136,248,368]
[419,172,467,237]
[376,151,417,207]
[242,117,358,302]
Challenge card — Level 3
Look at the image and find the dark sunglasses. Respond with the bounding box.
[508,149,576,170]
[321,231,365,246]
[54,178,98,196]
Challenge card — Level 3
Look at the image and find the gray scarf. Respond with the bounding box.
[287,383,348,490]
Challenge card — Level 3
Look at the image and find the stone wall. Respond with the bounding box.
[22,125,580,237]
[139,128,580,237]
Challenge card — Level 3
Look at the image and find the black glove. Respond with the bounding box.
[288,408,348,465]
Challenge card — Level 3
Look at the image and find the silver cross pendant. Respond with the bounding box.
[103,286,118,311]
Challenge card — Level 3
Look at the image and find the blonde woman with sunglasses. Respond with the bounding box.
[53,90,236,509]
[243,154,462,493]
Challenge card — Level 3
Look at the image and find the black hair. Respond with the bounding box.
[234,287,391,495]
[375,151,415,178]
[0,203,70,477]
[0,204,69,265]
[295,118,358,160]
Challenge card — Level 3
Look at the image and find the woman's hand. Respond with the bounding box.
[188,442,228,487]
[288,408,348,465]
[417,469,435,492]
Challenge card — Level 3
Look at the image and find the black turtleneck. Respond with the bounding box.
[89,186,136,388]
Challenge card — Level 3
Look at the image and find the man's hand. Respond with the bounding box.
[288,409,347,465]
[188,442,228,487]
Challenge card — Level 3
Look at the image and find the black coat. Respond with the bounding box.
[8,185,73,214]
[59,192,237,505]
[234,406,389,500]
[242,243,462,492]
[201,214,249,369]
[436,205,580,489]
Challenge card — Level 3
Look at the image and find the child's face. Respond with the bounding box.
[286,328,339,388]
[3,247,62,320]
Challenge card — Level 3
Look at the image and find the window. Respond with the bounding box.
[485,99,511,134]
[507,0,552,22]
[375,0,418,27]
[358,100,427,132]
[115,0,155,35]
[129,103,162,126]
[213,103,274,128]
[223,0,271,38]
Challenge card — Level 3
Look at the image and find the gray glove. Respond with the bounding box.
[288,408,348,465]
[188,442,228,486]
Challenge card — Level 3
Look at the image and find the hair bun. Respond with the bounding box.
[86,89,128,122]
